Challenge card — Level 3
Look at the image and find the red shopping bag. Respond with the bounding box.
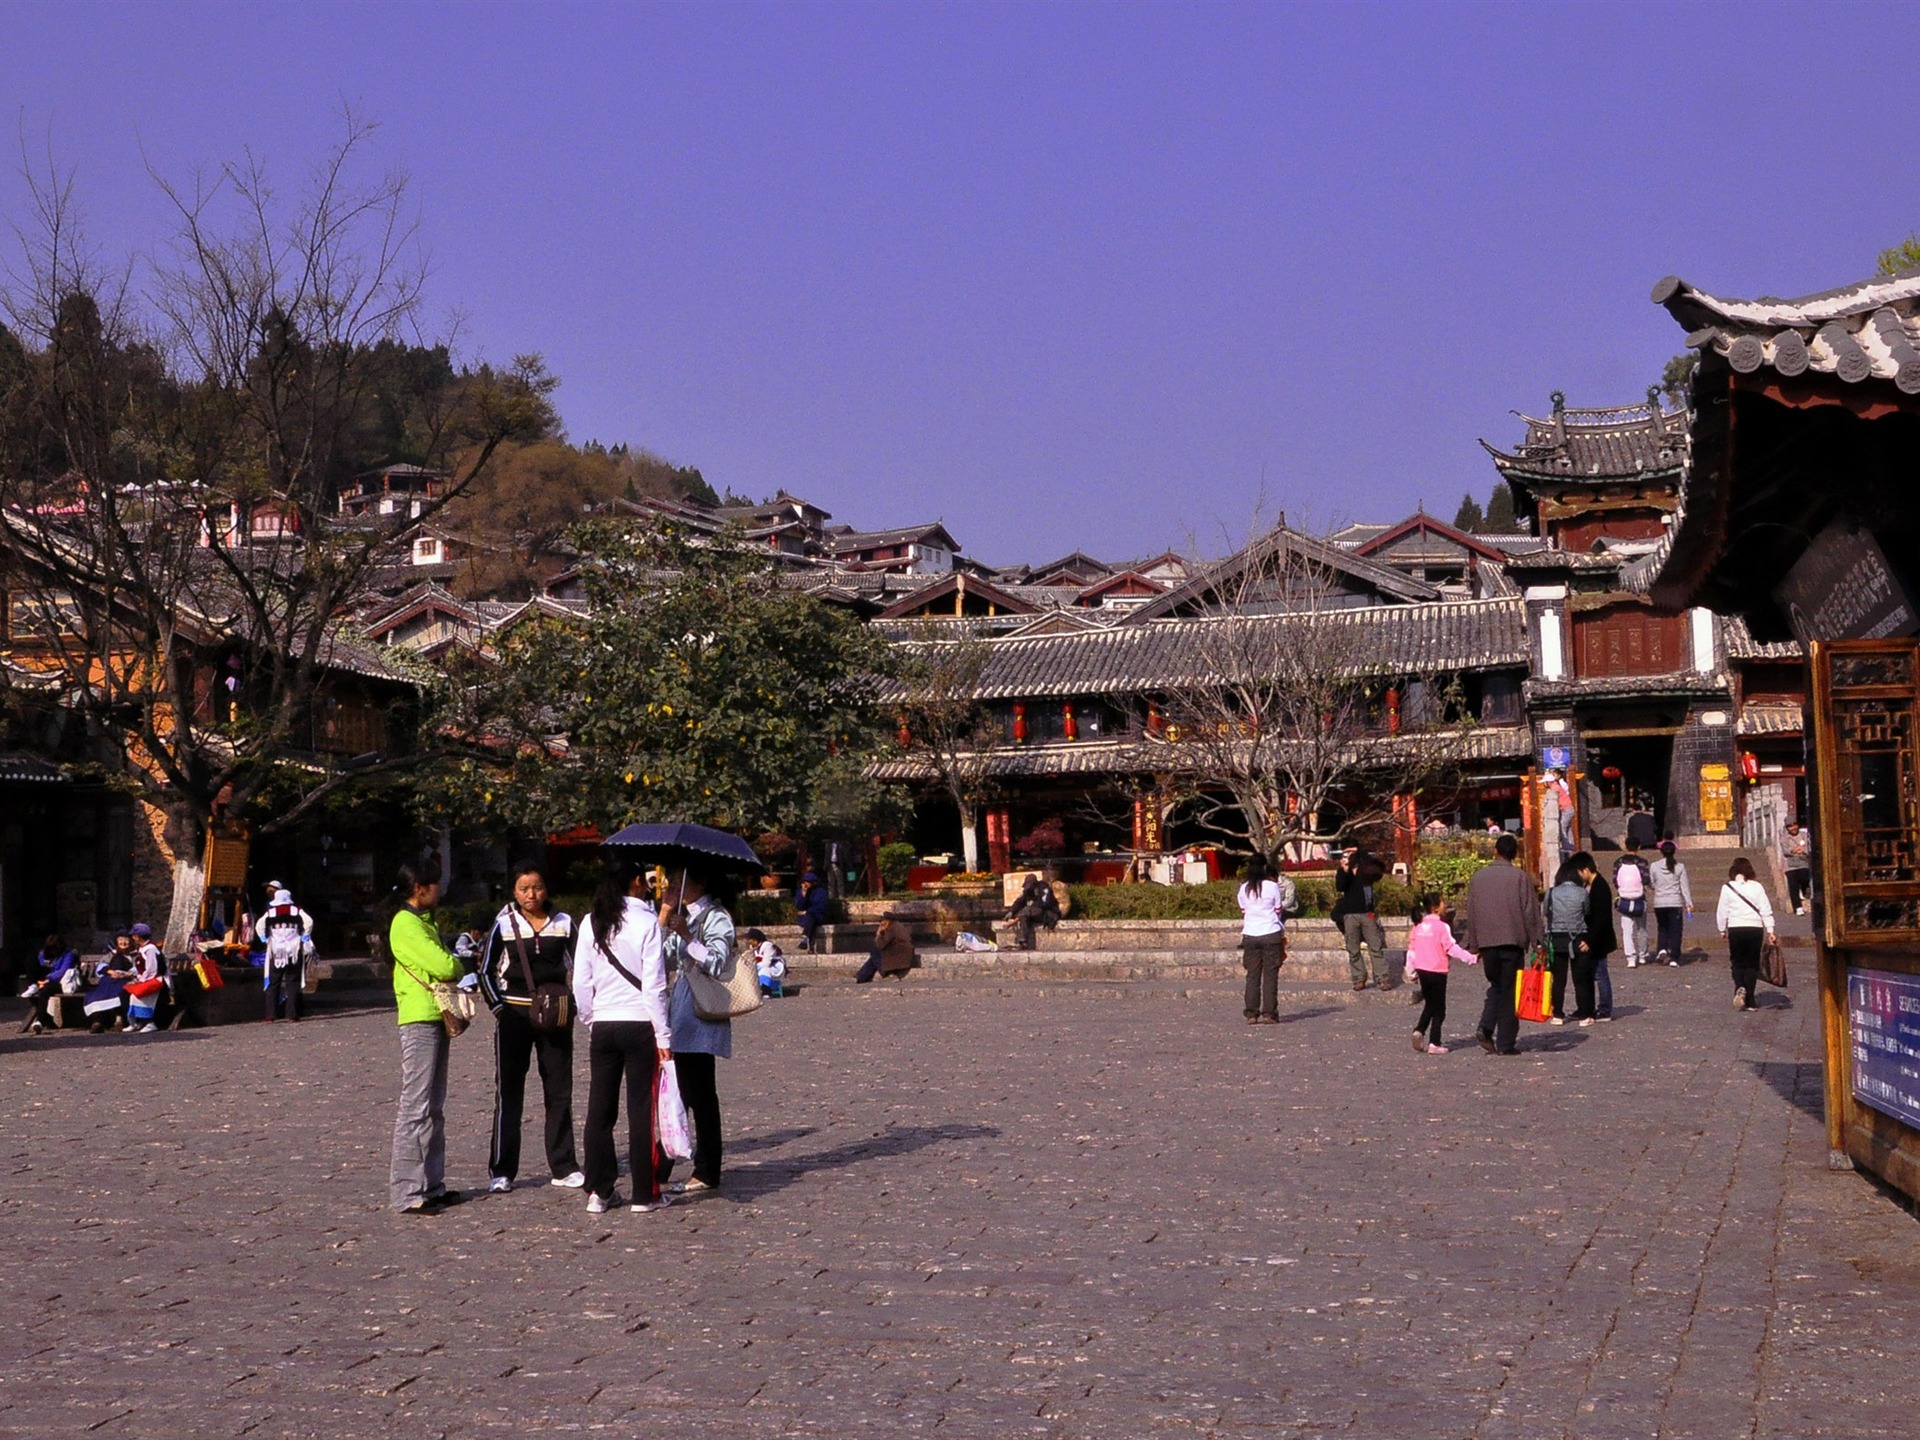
[1515,950,1552,1024]
[192,957,225,989]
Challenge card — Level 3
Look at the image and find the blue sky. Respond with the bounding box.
[2,2,1913,562]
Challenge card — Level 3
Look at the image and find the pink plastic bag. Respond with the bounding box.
[655,1059,694,1161]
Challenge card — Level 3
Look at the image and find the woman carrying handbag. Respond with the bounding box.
[1714,858,1776,1012]
[656,863,738,1197]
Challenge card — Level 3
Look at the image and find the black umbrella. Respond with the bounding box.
[600,822,762,872]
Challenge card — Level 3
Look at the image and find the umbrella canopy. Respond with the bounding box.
[600,822,762,872]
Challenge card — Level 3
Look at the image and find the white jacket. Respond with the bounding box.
[573,898,673,1046]
[1715,877,1775,933]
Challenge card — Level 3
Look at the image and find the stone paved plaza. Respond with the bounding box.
[5,959,1920,1438]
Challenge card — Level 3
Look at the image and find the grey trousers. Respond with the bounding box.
[1342,913,1387,983]
[390,1021,451,1209]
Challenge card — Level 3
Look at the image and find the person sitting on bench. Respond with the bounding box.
[1002,873,1061,951]
[20,934,80,1034]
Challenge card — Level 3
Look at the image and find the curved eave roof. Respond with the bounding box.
[1653,270,1920,395]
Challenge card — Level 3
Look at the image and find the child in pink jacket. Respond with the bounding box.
[1405,892,1477,1055]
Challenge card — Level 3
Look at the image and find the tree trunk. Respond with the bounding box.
[164,856,206,955]
[958,804,981,873]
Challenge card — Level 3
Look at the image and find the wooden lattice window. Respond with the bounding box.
[1812,639,1920,945]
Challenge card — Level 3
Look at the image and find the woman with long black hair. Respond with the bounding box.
[573,854,674,1215]
[657,863,738,1195]
[386,857,468,1216]
[477,866,584,1193]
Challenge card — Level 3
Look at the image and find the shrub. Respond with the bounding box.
[877,841,917,893]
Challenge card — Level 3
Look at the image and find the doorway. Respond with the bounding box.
[1583,733,1674,843]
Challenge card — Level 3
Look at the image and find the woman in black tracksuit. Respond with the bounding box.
[478,867,584,1193]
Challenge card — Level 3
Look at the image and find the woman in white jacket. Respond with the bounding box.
[573,855,674,1214]
[1714,857,1776,1012]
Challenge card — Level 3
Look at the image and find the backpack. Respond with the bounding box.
[1613,856,1647,899]
[263,908,304,968]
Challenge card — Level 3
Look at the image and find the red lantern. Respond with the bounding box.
[1013,702,1028,744]
[1601,766,1621,780]
[1739,751,1760,783]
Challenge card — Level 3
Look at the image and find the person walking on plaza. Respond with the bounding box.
[1463,832,1543,1056]
[573,855,674,1214]
[20,934,80,1034]
[1332,845,1389,990]
[1572,851,1618,1024]
[1542,860,1588,1025]
[1614,841,1652,967]
[657,865,737,1196]
[794,871,830,952]
[1779,820,1813,916]
[1715,858,1776,1012]
[260,886,314,1023]
[477,867,585,1194]
[1237,855,1295,1024]
[386,858,468,1216]
[1649,841,1693,965]
[1407,892,1477,1054]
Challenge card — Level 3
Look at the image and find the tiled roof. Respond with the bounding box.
[1482,393,1689,483]
[1719,616,1804,662]
[1523,672,1730,704]
[870,724,1535,782]
[892,597,1529,702]
[1126,524,1441,621]
[1737,704,1803,737]
[831,523,957,554]
[1654,271,1920,394]
[0,754,68,784]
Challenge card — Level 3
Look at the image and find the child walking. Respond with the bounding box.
[1406,892,1478,1055]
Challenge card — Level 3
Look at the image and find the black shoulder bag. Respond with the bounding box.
[508,912,572,1031]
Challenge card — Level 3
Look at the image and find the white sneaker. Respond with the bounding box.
[586,1192,619,1214]
[488,1176,512,1193]
[631,1193,672,1213]
[28,1020,43,1035]
[1795,906,1805,916]
[139,1023,158,1033]
[550,1171,587,1189]
[1548,1017,1566,1026]
[1668,959,1679,967]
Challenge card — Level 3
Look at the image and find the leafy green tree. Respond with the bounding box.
[1482,483,1518,533]
[1452,493,1483,532]
[1658,353,1694,408]
[1877,235,1920,278]
[446,523,886,838]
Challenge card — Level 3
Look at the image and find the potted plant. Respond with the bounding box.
[753,831,798,890]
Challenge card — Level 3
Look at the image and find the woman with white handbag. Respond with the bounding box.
[656,863,740,1197]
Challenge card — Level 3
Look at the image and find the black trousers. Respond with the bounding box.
[490,1006,579,1182]
[1241,933,1285,1018]
[1728,928,1763,1007]
[583,1021,659,1204]
[1477,945,1524,1053]
[265,961,303,1021]
[1786,868,1811,911]
[656,1050,724,1188]
[1547,936,1576,1018]
[1414,969,1447,1045]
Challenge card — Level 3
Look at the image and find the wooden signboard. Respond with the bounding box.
[1777,520,1919,648]
[1809,637,1920,1199]
[203,831,251,891]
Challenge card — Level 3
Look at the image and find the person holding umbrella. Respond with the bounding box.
[657,861,738,1196]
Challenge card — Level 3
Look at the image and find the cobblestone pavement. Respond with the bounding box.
[4,954,1919,1438]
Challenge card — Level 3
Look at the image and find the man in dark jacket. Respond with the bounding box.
[1331,846,1389,990]
[1462,832,1545,1055]
[1575,852,1618,1023]
[1003,873,1062,951]
[794,872,830,952]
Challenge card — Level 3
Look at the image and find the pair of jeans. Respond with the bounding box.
[489,1007,579,1182]
[1241,933,1285,1018]
[1547,935,1579,1017]
[390,1021,451,1209]
[656,1050,723,1189]
[583,1020,660,1204]
[1477,945,1524,1053]
[1341,913,1387,984]
[1727,928,1763,1007]
[1570,945,1600,1020]
[1414,969,1447,1046]
[1594,955,1613,1018]
[1654,907,1686,959]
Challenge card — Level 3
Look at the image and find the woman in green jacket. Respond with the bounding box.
[387,858,467,1215]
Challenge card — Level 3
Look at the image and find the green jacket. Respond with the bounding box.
[389,907,462,1025]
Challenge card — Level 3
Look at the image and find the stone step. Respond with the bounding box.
[786,948,1395,984]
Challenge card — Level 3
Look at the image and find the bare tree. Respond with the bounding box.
[889,634,1005,873]
[0,117,553,945]
[1151,532,1476,858]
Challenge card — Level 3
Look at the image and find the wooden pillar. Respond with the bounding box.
[1392,792,1418,870]
[986,808,1012,874]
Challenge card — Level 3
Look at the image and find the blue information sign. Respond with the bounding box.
[1541,746,1571,770]
[1848,968,1920,1130]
